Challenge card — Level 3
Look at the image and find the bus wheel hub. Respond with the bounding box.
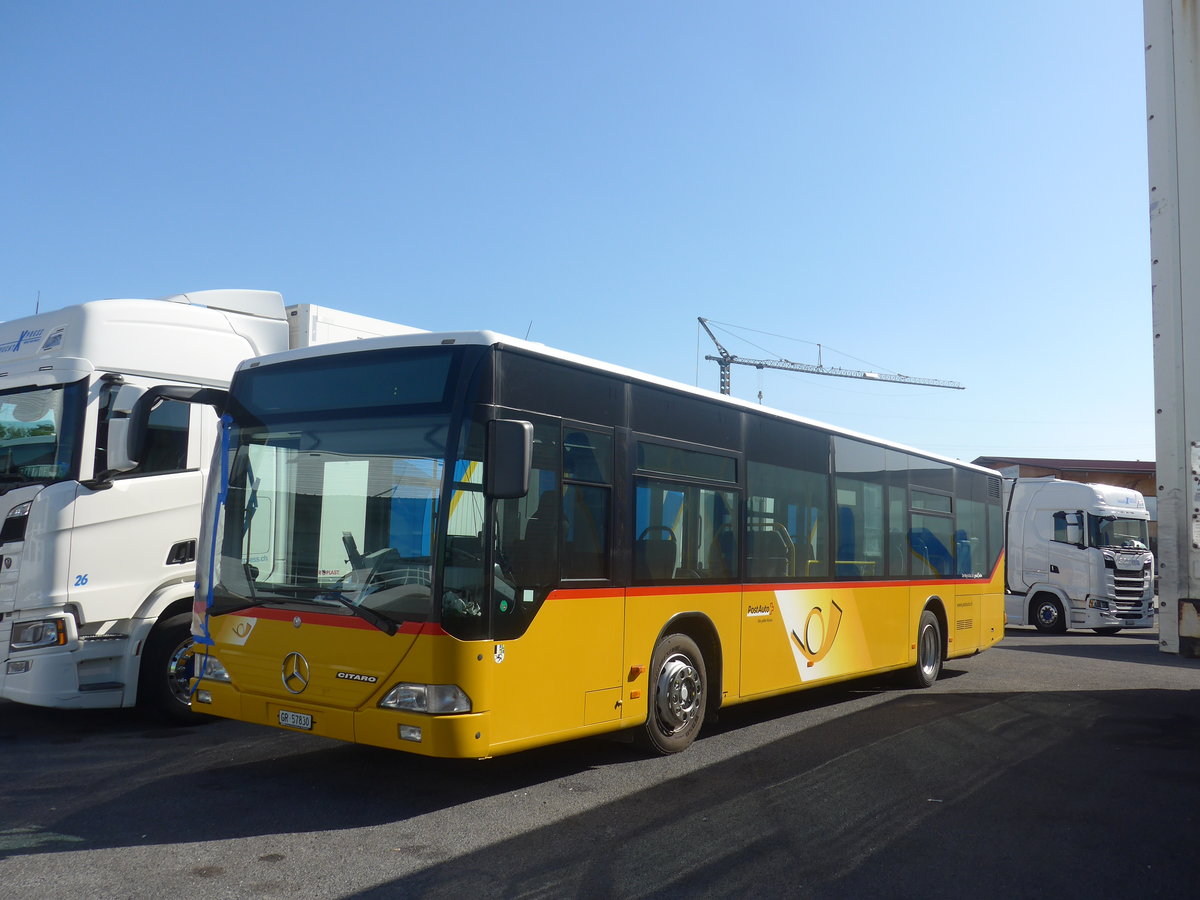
[656,654,702,732]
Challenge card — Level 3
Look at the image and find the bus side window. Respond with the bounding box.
[747,459,829,580]
[562,428,612,580]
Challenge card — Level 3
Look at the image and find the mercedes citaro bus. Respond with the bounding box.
[174,331,1004,757]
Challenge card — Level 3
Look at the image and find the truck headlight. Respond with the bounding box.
[379,683,471,714]
[194,652,231,683]
[1088,597,1111,610]
[10,618,68,650]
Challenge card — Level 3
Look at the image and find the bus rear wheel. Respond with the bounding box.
[906,609,943,688]
[638,633,706,755]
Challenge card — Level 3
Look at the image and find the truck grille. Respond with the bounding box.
[1107,566,1151,602]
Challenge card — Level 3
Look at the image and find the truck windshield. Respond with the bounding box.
[1088,515,1150,550]
[0,382,83,490]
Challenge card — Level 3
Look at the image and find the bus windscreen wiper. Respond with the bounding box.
[314,589,399,636]
[211,581,400,635]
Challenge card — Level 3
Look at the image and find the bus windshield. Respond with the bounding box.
[0,382,83,491]
[211,414,462,625]
[1089,514,1150,551]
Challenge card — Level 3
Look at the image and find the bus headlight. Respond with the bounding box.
[10,618,67,651]
[379,683,471,714]
[194,652,231,683]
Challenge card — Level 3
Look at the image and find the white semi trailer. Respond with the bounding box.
[0,290,417,720]
[1145,0,1200,656]
[1004,477,1155,635]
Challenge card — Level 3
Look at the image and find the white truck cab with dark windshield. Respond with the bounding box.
[1003,477,1155,634]
[0,291,415,720]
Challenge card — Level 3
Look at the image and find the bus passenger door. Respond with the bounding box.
[487,426,626,749]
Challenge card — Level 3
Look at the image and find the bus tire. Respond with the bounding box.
[138,612,205,725]
[638,633,706,755]
[1032,595,1067,634]
[906,609,943,688]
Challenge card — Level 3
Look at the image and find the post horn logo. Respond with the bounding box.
[791,600,844,667]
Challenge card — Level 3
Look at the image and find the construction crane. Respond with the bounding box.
[698,317,965,395]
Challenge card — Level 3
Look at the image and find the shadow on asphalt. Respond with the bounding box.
[348,686,1200,899]
[1001,626,1200,670]
[3,649,1198,897]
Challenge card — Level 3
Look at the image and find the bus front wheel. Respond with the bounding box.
[638,633,706,755]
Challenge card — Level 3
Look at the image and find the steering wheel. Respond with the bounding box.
[638,525,677,542]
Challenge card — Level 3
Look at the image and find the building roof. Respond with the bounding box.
[971,456,1155,474]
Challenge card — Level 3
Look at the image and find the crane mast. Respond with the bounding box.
[697,318,965,395]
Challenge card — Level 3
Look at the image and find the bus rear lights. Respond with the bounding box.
[6,660,31,675]
[398,725,423,743]
[379,683,471,714]
[10,618,67,651]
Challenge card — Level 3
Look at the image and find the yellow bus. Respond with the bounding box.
[185,331,1005,757]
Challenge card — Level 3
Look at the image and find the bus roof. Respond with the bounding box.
[235,329,999,477]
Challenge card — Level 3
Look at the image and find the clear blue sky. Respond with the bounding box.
[0,1,1153,463]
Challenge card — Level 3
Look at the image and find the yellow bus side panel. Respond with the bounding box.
[489,591,625,748]
[739,583,910,697]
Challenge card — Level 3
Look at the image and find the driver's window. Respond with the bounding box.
[1052,510,1083,545]
[492,417,560,640]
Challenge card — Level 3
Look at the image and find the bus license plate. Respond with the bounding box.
[278,710,312,730]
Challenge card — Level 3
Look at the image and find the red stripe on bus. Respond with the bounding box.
[550,558,1005,601]
[236,607,446,635]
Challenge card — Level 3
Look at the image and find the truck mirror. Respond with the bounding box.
[103,384,149,475]
[485,419,533,499]
[99,384,229,482]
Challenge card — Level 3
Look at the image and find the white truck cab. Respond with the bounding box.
[1003,476,1155,634]
[0,291,416,721]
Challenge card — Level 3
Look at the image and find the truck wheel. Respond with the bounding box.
[1032,596,1067,634]
[138,612,205,725]
[636,633,706,755]
[1093,626,1122,635]
[905,609,943,688]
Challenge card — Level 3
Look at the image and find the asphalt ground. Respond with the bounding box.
[0,625,1197,898]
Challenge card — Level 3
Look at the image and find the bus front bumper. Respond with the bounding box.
[194,683,493,758]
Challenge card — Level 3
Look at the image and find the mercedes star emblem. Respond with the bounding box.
[281,651,311,694]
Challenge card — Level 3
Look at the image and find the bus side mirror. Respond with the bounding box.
[486,419,532,499]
